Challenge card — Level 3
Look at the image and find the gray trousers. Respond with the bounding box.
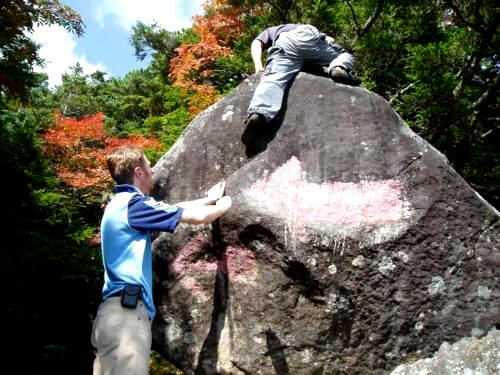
[248,25,355,122]
[91,297,152,375]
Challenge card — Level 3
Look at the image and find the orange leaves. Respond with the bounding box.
[192,0,244,45]
[43,112,106,147]
[43,112,162,192]
[103,136,161,152]
[187,84,220,114]
[54,165,108,190]
[169,0,245,114]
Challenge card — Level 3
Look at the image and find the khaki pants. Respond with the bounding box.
[91,297,152,375]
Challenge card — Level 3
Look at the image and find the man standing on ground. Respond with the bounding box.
[91,146,232,375]
[242,24,360,146]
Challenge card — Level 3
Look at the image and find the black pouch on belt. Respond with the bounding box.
[121,284,142,308]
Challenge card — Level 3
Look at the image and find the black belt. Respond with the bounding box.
[107,289,143,300]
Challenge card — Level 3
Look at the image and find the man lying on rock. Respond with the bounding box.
[242,24,360,146]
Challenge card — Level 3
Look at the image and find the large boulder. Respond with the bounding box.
[151,73,499,374]
[390,328,499,374]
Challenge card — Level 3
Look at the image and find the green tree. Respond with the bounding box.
[130,21,182,79]
[0,0,83,101]
[51,62,192,153]
[0,75,102,373]
[53,63,104,117]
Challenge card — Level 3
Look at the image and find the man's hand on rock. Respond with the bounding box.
[255,65,265,74]
[216,196,232,211]
[325,35,336,45]
[207,181,226,202]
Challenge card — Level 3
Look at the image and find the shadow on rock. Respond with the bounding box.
[265,328,290,375]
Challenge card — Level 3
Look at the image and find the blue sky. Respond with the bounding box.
[32,0,204,87]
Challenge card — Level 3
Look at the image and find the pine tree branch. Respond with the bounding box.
[469,74,500,112]
[389,81,418,105]
[344,0,361,32]
[351,0,385,45]
[469,74,500,132]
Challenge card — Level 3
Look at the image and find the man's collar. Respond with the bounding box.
[115,184,144,195]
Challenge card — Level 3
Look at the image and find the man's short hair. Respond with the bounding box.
[106,146,146,184]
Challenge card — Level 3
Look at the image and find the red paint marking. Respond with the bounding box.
[244,156,403,226]
[170,234,257,298]
[225,245,257,282]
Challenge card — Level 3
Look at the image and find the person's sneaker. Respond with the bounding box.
[241,113,265,146]
[329,67,361,86]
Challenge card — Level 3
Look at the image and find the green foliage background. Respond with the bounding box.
[1,0,498,373]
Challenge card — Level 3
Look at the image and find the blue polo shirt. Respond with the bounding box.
[100,184,184,319]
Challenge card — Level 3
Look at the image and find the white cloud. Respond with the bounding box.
[31,25,107,88]
[93,0,205,31]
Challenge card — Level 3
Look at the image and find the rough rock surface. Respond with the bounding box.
[390,328,499,374]
[151,73,499,374]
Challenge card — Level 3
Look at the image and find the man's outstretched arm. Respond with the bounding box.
[175,181,226,208]
[251,39,265,73]
[180,196,232,224]
[176,181,232,224]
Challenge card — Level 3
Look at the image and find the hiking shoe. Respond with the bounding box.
[329,68,361,86]
[241,113,265,146]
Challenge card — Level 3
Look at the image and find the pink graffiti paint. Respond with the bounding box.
[244,156,404,226]
[225,245,257,282]
[170,234,257,298]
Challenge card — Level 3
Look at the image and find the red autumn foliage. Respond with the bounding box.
[43,112,162,192]
[169,0,245,114]
[43,112,107,146]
